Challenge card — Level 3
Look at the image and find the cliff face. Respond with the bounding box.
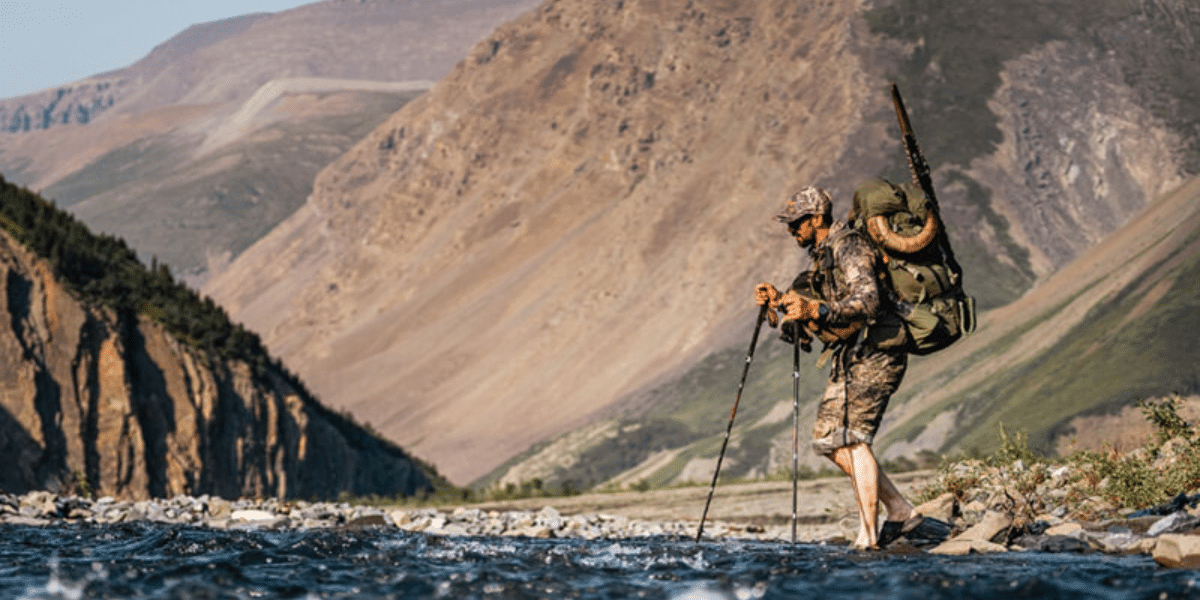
[0,229,433,500]
[206,0,1199,485]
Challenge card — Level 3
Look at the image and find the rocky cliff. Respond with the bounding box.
[206,0,1200,485]
[0,225,436,500]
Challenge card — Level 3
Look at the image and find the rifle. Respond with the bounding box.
[890,83,962,278]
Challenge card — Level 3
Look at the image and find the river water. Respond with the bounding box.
[4,522,1197,599]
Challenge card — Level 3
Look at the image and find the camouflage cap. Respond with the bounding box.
[775,186,832,223]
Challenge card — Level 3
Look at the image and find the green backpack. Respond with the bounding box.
[850,178,976,355]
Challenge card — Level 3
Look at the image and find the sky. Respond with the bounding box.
[0,0,318,99]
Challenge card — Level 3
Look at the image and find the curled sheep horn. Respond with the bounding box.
[866,211,938,254]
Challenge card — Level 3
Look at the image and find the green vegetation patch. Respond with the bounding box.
[0,175,266,368]
[864,0,1141,170]
[0,175,449,497]
[44,90,421,275]
[920,398,1200,519]
[940,236,1200,457]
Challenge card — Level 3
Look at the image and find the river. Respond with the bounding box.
[4,522,1196,599]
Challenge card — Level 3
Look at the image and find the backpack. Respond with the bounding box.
[849,178,976,355]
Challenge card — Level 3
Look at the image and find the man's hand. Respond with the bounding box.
[755,283,781,306]
[777,291,827,323]
[755,283,782,327]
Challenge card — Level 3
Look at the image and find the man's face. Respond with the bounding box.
[788,215,818,247]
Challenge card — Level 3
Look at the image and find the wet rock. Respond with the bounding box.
[21,491,57,518]
[230,509,288,529]
[1147,511,1200,536]
[929,539,1008,555]
[505,525,553,538]
[345,514,388,528]
[956,510,1012,543]
[208,498,232,520]
[536,506,562,530]
[912,493,956,523]
[1086,528,1144,554]
[1044,522,1083,537]
[5,516,50,526]
[1153,534,1200,568]
[1028,535,1093,553]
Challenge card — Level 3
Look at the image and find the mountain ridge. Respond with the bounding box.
[205,0,1200,485]
[0,177,442,499]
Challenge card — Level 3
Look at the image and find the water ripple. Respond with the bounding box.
[0,523,1196,599]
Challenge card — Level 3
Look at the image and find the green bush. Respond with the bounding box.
[920,396,1200,517]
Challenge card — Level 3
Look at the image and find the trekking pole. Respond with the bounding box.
[791,335,801,544]
[696,303,770,543]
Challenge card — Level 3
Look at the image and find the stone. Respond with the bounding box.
[956,510,1012,543]
[345,514,388,528]
[525,526,554,539]
[400,518,430,532]
[1147,511,1200,537]
[536,506,562,530]
[429,524,469,536]
[1153,534,1200,568]
[911,493,956,523]
[1088,530,1143,554]
[929,539,1008,555]
[207,499,232,520]
[1133,538,1159,555]
[1044,522,1083,537]
[20,491,57,518]
[962,500,987,515]
[230,509,275,521]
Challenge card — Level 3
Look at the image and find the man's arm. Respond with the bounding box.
[824,233,881,324]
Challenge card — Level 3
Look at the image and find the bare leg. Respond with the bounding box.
[826,443,913,547]
[827,444,878,548]
[877,469,914,523]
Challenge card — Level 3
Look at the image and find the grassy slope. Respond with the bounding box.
[42,91,420,277]
[880,176,1200,457]
[945,231,1200,454]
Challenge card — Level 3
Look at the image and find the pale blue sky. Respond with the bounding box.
[0,0,317,99]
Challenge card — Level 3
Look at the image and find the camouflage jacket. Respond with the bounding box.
[805,221,883,326]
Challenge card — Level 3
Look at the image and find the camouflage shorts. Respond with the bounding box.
[811,346,907,455]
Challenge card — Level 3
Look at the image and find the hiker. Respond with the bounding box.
[754,185,921,550]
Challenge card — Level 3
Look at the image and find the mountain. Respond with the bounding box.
[0,0,541,282]
[0,177,443,499]
[205,0,1200,485]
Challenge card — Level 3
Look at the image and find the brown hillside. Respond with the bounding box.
[0,0,542,283]
[207,0,1190,484]
[0,227,434,499]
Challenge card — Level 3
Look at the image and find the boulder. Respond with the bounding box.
[956,510,1012,543]
[1147,511,1200,537]
[1044,522,1083,537]
[345,514,388,528]
[929,539,1008,555]
[912,493,956,523]
[1153,534,1200,568]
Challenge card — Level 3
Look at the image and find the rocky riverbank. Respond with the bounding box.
[0,490,707,540]
[5,476,1200,569]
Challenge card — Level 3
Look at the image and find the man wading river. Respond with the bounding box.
[755,186,946,550]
